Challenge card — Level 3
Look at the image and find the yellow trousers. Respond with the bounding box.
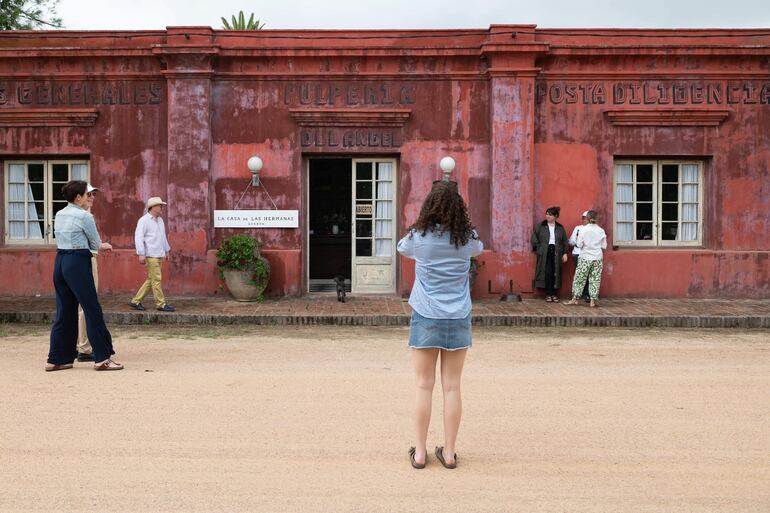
[76,256,98,355]
[131,257,166,308]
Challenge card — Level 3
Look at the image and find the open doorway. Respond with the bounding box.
[308,158,352,292]
[307,157,398,294]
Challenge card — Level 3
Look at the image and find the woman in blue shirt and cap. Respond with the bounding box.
[397,180,483,469]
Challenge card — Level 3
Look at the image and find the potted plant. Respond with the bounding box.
[216,234,270,301]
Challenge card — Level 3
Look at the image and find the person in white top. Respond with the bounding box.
[568,211,590,303]
[397,180,483,470]
[566,210,607,307]
[129,197,175,312]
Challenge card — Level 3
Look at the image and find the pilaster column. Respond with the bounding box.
[482,26,548,290]
[153,28,219,292]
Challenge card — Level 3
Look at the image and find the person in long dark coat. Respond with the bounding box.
[531,206,569,302]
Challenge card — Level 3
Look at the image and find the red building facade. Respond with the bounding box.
[1,26,768,297]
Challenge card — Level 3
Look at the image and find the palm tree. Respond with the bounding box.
[221,11,265,30]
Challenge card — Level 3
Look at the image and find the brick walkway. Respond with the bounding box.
[1,295,769,328]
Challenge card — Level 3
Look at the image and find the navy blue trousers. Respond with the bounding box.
[48,250,114,364]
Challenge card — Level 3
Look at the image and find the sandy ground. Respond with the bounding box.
[0,324,768,513]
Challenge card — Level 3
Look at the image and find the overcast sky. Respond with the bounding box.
[58,0,770,30]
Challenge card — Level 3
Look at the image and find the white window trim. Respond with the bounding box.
[613,159,704,247]
[4,159,90,245]
[351,157,397,294]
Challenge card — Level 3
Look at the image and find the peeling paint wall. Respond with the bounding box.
[533,45,770,297]
[0,27,768,297]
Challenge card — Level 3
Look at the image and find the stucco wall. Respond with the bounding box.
[0,27,768,297]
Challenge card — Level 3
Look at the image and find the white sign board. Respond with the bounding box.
[355,204,373,216]
[214,210,299,228]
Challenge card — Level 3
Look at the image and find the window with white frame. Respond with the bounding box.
[614,160,703,246]
[4,160,89,244]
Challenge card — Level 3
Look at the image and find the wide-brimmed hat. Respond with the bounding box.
[147,197,167,209]
[86,183,99,193]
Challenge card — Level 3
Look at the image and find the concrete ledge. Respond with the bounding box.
[0,296,770,328]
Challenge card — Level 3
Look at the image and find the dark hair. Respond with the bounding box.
[586,209,598,223]
[410,181,475,248]
[61,180,87,203]
[545,206,560,217]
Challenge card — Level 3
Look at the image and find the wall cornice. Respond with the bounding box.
[289,108,411,127]
[0,108,99,127]
[603,108,730,126]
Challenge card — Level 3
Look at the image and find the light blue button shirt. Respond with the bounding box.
[397,228,484,319]
[54,203,101,253]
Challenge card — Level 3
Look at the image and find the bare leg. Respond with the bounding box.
[411,348,439,465]
[440,348,468,465]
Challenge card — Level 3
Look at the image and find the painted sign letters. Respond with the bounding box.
[0,81,163,106]
[284,82,417,107]
[300,127,402,149]
[536,80,770,106]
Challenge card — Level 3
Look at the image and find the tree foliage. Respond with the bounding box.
[0,0,63,30]
[221,10,264,30]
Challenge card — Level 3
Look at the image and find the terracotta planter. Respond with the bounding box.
[222,259,270,302]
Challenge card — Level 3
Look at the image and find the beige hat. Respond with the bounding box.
[147,197,167,209]
[86,183,99,193]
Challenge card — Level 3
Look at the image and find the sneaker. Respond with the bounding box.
[94,359,124,371]
[77,352,95,362]
[129,302,146,311]
[157,304,175,312]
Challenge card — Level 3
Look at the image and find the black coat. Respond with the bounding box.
[530,221,568,289]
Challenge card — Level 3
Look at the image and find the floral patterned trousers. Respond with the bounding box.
[572,258,603,300]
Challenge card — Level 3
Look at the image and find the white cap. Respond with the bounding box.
[147,197,167,209]
[581,210,589,217]
[87,183,99,193]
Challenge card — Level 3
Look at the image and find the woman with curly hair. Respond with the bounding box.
[397,180,483,470]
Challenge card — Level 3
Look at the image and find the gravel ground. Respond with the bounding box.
[1,325,768,513]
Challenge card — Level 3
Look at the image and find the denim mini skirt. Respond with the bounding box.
[408,310,472,351]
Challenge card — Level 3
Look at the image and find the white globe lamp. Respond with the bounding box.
[247,156,263,186]
[439,156,456,182]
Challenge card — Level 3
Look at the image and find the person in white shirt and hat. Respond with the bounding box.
[129,197,175,312]
[566,210,607,308]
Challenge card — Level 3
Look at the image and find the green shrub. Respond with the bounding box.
[216,234,269,286]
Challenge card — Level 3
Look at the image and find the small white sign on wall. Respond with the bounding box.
[214,210,299,228]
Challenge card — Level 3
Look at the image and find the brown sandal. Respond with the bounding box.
[565,298,579,305]
[435,446,457,469]
[94,359,124,371]
[408,447,426,469]
[45,363,73,372]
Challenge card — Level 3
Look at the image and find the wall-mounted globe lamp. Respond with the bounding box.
[247,156,263,187]
[439,156,456,182]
